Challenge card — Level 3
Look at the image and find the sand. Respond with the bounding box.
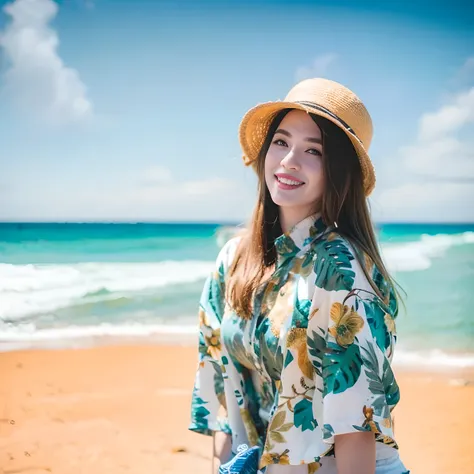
[1,343,473,474]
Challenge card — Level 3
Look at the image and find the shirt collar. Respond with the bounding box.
[274,212,327,264]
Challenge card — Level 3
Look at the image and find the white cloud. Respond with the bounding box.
[0,0,93,122]
[400,136,474,180]
[376,78,474,222]
[0,166,251,222]
[375,181,474,222]
[140,166,173,185]
[134,168,238,202]
[418,87,474,142]
[294,53,338,83]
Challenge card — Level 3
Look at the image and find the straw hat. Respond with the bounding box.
[239,78,376,196]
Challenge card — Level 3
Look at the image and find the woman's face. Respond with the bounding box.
[264,110,324,221]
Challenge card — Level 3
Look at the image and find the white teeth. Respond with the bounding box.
[277,176,303,186]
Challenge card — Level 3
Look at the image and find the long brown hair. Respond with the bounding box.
[227,109,403,319]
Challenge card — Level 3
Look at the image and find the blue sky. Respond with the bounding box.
[0,0,473,223]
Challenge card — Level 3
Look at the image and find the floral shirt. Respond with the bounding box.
[189,214,400,472]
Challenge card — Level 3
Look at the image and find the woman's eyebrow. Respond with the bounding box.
[275,128,322,145]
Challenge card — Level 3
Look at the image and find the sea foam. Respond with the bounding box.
[1,322,473,369]
[381,231,474,273]
[0,260,214,321]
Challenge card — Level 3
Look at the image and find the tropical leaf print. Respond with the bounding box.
[212,363,226,408]
[308,216,327,241]
[259,379,276,412]
[240,408,261,446]
[275,234,300,259]
[307,329,326,378]
[322,423,334,440]
[313,238,355,291]
[235,389,244,407]
[383,357,400,406]
[363,300,391,351]
[264,408,291,452]
[360,341,400,419]
[284,350,294,368]
[291,251,314,277]
[292,297,311,329]
[261,334,283,381]
[293,398,318,431]
[190,386,211,432]
[191,215,402,466]
[224,326,251,374]
[322,341,363,396]
[208,267,225,322]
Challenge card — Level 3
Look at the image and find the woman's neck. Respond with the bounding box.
[279,207,320,234]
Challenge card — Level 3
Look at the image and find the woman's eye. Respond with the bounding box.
[273,139,287,147]
[307,148,322,156]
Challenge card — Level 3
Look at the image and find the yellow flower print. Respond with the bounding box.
[380,435,397,448]
[199,308,221,359]
[286,328,314,379]
[309,307,319,320]
[205,328,221,360]
[291,257,312,277]
[362,405,380,434]
[260,280,278,314]
[260,449,290,468]
[308,461,321,473]
[329,302,364,347]
[267,277,295,337]
[384,313,396,334]
[239,408,260,446]
[382,417,392,429]
[198,308,210,327]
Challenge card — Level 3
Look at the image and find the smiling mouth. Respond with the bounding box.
[275,175,305,187]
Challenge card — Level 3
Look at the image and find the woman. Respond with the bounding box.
[189,78,409,474]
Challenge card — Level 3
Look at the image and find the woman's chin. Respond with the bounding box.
[272,198,309,210]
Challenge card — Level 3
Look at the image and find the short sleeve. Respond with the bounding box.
[189,238,239,436]
[307,241,400,447]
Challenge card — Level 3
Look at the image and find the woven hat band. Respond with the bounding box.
[294,100,363,146]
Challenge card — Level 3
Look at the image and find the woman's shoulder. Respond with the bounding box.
[215,232,245,273]
[310,230,361,268]
[308,230,377,291]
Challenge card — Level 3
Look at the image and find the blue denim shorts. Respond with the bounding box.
[316,454,410,474]
[264,453,410,473]
[375,454,410,473]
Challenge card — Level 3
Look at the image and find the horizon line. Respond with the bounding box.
[1,220,474,226]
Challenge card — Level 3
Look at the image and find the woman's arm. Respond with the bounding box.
[212,431,232,474]
[335,432,375,474]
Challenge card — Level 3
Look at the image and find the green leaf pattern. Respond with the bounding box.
[322,341,363,396]
[190,217,401,468]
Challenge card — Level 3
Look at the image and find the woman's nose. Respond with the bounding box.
[280,148,300,170]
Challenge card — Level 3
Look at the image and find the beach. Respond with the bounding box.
[1,222,473,472]
[1,343,473,474]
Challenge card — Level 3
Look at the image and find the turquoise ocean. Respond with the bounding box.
[1,222,473,368]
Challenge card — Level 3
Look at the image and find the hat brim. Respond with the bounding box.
[239,101,375,196]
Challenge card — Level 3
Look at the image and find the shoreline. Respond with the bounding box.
[2,333,474,373]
